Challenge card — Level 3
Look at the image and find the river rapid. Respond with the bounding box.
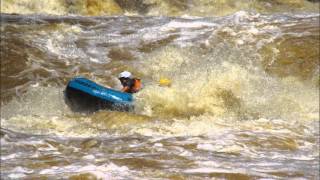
[1,0,320,179]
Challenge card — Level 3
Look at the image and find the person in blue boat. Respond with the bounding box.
[118,71,142,93]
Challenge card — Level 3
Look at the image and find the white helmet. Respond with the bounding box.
[119,71,132,78]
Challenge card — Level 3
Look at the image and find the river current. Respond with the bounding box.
[1,0,319,179]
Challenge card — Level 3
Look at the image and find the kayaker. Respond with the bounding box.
[118,71,142,93]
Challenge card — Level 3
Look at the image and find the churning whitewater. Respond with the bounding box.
[1,0,319,179]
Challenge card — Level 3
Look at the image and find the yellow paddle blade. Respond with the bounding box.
[159,78,172,87]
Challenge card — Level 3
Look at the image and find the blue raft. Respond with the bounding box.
[64,77,133,113]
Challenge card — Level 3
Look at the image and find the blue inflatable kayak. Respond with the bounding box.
[64,77,133,113]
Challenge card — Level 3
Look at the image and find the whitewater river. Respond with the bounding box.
[1,1,319,179]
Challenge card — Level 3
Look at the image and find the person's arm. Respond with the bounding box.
[122,86,130,92]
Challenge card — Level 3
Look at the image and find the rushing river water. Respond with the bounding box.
[1,0,320,179]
